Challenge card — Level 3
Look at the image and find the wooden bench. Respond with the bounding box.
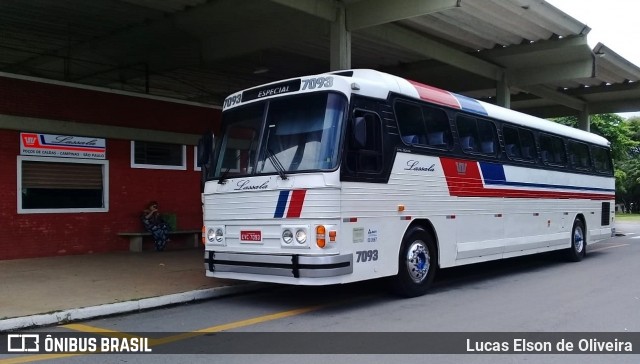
[117,229,201,252]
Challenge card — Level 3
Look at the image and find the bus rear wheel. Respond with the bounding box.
[566,218,586,262]
[391,227,437,297]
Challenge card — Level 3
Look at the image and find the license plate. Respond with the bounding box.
[240,230,262,243]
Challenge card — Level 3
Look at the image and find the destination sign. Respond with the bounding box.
[241,79,301,103]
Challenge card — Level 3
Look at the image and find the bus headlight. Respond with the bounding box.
[207,228,216,242]
[282,229,293,244]
[295,229,307,244]
[281,225,309,248]
[207,227,225,244]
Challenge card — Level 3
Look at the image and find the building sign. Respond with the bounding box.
[20,133,106,159]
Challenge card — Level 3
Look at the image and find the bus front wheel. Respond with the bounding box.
[391,227,437,297]
[566,218,586,262]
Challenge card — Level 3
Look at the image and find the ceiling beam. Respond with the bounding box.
[269,0,337,22]
[523,85,585,111]
[479,35,591,64]
[565,81,640,96]
[360,23,502,80]
[346,0,460,30]
[508,59,594,86]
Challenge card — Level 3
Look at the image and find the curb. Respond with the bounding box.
[0,283,263,332]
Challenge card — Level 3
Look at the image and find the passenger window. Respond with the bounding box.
[592,146,613,174]
[539,134,566,166]
[568,141,591,170]
[395,101,451,149]
[478,121,496,154]
[456,115,478,152]
[422,105,451,149]
[519,129,537,160]
[503,125,537,161]
[456,115,497,156]
[396,102,426,145]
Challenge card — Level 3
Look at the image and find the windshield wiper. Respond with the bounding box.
[218,138,256,185]
[267,148,288,180]
[218,166,231,184]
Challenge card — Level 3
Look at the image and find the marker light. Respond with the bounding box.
[329,230,337,242]
[316,225,326,248]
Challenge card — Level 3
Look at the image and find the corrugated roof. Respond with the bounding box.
[0,0,637,116]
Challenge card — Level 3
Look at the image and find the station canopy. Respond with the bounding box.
[1,0,639,118]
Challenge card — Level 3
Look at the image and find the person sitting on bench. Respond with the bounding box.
[141,201,170,251]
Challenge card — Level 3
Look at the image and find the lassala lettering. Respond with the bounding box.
[404,160,435,172]
[54,136,98,146]
[234,179,269,191]
[257,85,290,98]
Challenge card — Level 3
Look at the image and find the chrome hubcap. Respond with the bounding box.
[574,226,584,253]
[406,240,430,283]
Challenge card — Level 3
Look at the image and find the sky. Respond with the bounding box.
[545,0,640,117]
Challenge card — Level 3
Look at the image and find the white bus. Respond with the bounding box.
[199,69,615,297]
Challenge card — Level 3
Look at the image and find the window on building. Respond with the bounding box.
[131,141,186,170]
[18,157,108,213]
[193,147,201,171]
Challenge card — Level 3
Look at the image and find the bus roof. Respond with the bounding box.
[223,69,611,147]
[335,69,610,147]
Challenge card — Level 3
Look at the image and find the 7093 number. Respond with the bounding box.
[301,76,333,90]
[356,249,378,263]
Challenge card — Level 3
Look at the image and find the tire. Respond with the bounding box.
[566,218,586,262]
[391,227,437,297]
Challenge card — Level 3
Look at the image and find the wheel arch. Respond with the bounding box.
[574,213,587,245]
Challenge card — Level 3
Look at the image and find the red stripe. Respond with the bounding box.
[440,157,614,201]
[286,189,306,218]
[408,80,460,109]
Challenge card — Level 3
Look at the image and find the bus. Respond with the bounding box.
[199,69,615,297]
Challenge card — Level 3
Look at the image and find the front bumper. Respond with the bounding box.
[205,251,353,278]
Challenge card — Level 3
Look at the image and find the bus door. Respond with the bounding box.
[341,100,399,279]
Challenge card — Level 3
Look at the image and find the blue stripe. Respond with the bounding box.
[453,94,488,116]
[274,190,290,218]
[479,162,506,183]
[479,162,615,193]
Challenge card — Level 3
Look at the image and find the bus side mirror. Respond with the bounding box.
[197,133,214,166]
[352,116,367,149]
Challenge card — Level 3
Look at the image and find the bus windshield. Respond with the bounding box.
[214,92,346,179]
